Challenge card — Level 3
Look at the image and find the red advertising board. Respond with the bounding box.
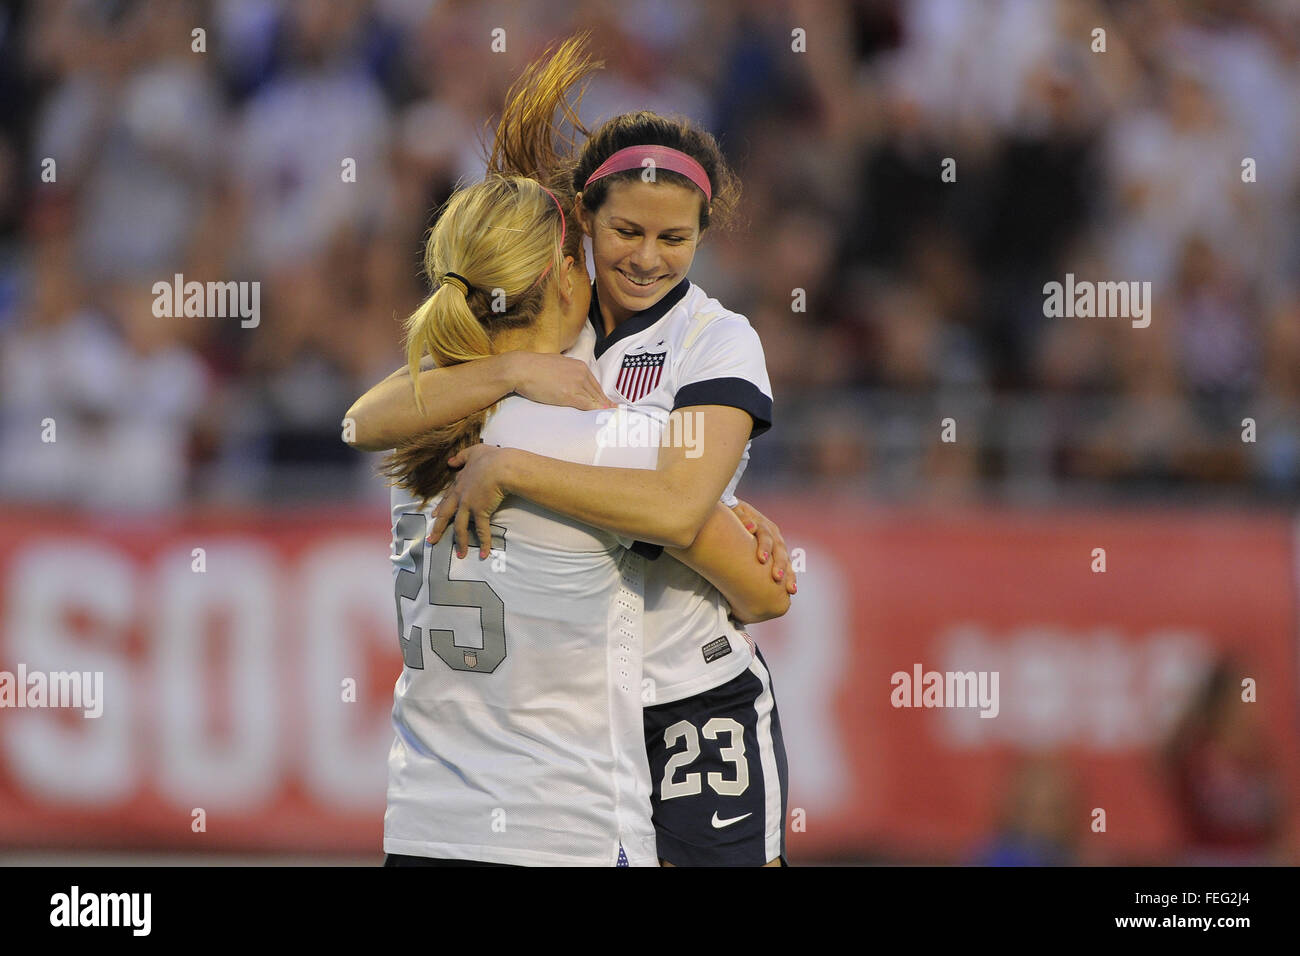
[753,502,1299,862]
[0,503,1295,862]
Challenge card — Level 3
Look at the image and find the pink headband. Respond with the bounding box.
[540,184,566,249]
[583,145,712,202]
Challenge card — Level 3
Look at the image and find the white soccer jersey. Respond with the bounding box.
[586,280,774,705]
[384,398,662,866]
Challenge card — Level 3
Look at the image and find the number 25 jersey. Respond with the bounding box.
[384,398,660,866]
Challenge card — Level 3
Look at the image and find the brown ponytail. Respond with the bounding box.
[489,32,603,262]
[491,33,740,233]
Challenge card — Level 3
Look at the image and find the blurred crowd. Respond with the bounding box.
[1,0,1298,509]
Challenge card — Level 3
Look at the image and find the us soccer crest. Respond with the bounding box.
[615,345,667,403]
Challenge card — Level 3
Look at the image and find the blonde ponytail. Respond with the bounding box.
[381,176,566,504]
[404,283,492,409]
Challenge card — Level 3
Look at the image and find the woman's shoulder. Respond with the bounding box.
[682,282,747,320]
[678,283,757,344]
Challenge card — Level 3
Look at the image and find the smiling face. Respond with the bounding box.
[578,178,706,328]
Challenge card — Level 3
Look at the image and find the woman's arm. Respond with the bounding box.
[669,502,792,623]
[345,355,512,451]
[344,353,611,451]
[432,405,754,552]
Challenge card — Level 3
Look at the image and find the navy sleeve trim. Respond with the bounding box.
[672,377,773,439]
[631,540,664,560]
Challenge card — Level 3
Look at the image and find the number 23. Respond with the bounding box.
[660,718,749,799]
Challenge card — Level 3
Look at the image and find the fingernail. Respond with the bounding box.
[791,583,797,594]
[458,548,466,559]
[776,569,785,579]
[761,551,769,562]
[745,522,756,532]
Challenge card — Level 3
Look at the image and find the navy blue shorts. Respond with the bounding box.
[643,647,789,866]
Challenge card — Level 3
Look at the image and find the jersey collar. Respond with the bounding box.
[588,278,691,360]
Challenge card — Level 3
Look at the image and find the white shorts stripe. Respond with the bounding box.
[747,654,783,863]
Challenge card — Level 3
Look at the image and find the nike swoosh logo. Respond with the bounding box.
[711,811,753,829]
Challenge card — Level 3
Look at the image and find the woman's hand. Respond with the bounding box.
[508,352,614,411]
[730,499,797,595]
[427,444,514,558]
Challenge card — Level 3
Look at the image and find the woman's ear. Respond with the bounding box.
[558,255,577,302]
[574,193,594,236]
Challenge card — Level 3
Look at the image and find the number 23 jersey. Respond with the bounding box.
[581,279,774,705]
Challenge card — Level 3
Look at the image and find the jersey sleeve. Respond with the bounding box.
[671,314,773,439]
[720,443,750,507]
